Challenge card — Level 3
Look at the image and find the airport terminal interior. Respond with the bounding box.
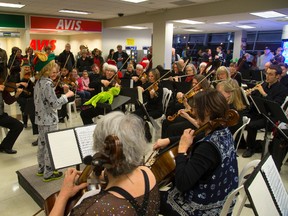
[0,0,288,215]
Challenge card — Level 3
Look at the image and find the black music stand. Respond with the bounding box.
[96,95,131,114]
[250,96,288,158]
[136,99,160,130]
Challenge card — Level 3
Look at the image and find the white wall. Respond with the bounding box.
[102,28,152,59]
[0,29,28,56]
[70,33,102,55]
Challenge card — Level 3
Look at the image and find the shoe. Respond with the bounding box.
[32,140,38,146]
[43,171,63,182]
[23,124,27,128]
[242,148,254,158]
[58,118,65,123]
[36,171,43,177]
[0,147,17,154]
[37,170,60,177]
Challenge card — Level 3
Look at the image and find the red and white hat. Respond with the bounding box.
[141,57,150,65]
[136,61,147,70]
[106,60,117,72]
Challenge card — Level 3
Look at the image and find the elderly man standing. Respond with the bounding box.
[57,43,75,71]
[259,47,274,70]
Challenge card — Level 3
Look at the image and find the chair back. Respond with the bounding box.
[233,116,251,151]
[162,88,172,115]
[220,159,261,216]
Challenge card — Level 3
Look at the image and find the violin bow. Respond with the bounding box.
[184,70,214,97]
[63,54,71,69]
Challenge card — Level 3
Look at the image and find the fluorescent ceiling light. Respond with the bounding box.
[174,19,204,25]
[121,0,148,3]
[215,22,231,25]
[184,29,203,32]
[250,11,286,18]
[236,25,255,29]
[0,2,25,8]
[121,26,148,29]
[59,9,91,15]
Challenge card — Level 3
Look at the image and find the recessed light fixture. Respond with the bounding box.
[59,9,91,15]
[215,22,231,25]
[0,2,25,8]
[174,19,204,25]
[184,29,203,32]
[121,26,148,30]
[236,25,255,29]
[250,11,286,18]
[121,0,148,3]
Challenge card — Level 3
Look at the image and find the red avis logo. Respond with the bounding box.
[56,19,82,31]
[30,40,56,51]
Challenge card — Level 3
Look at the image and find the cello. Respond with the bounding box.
[145,109,239,186]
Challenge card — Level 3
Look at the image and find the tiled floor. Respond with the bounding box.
[0,103,287,216]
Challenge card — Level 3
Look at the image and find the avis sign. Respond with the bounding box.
[30,40,56,51]
[30,16,102,32]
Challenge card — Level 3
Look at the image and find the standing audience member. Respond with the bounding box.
[279,63,288,88]
[58,43,75,71]
[92,48,104,70]
[76,49,93,72]
[154,89,238,216]
[113,45,129,70]
[106,48,115,61]
[34,53,74,181]
[0,47,7,79]
[258,47,274,70]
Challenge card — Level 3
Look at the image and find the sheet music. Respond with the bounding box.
[47,129,82,169]
[261,156,288,215]
[74,124,97,158]
[247,171,279,216]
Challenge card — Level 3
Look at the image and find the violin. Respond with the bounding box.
[167,109,193,122]
[109,73,121,86]
[178,89,200,104]
[0,80,31,95]
[146,109,239,186]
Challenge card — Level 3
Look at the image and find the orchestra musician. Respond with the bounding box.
[80,60,121,125]
[161,74,211,139]
[33,53,74,181]
[154,89,238,216]
[242,64,287,158]
[54,67,76,122]
[16,59,39,141]
[0,77,23,154]
[216,79,247,137]
[49,111,160,216]
[131,61,148,86]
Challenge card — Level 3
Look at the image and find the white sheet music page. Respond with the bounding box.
[74,124,97,158]
[261,156,288,215]
[47,129,82,169]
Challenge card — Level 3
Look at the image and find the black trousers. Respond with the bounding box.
[80,106,104,125]
[245,114,268,149]
[0,113,23,150]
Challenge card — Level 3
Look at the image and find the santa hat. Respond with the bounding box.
[33,52,55,72]
[21,58,30,67]
[136,61,147,70]
[106,60,117,72]
[141,57,150,65]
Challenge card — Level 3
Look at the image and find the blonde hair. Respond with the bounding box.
[216,66,230,80]
[39,60,57,77]
[217,79,246,111]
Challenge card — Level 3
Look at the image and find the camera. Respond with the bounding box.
[118,13,124,17]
